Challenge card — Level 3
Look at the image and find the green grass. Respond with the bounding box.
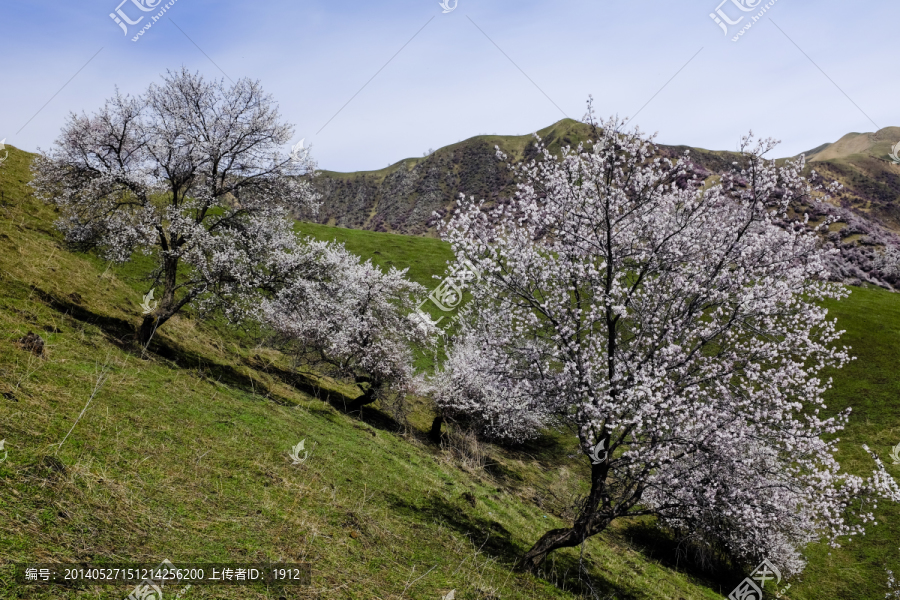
[0,146,725,599]
[295,222,454,289]
[294,223,900,599]
[789,286,900,600]
[278,222,900,600]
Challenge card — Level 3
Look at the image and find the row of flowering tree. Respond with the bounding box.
[432,104,900,574]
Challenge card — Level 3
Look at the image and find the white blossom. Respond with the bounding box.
[428,326,551,442]
[262,241,434,410]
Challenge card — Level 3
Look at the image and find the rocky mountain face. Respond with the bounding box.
[301,120,900,289]
[298,133,524,236]
[805,127,900,229]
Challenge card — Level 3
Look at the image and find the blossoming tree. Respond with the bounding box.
[441,107,900,574]
[262,241,434,413]
[30,68,317,346]
[428,318,553,443]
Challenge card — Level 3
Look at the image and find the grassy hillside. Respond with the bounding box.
[295,222,454,289]
[807,127,900,163]
[309,118,889,238]
[300,229,900,600]
[0,148,728,599]
[2,144,900,600]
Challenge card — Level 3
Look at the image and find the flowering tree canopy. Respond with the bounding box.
[262,241,434,412]
[30,67,317,345]
[442,106,900,574]
[428,318,553,443]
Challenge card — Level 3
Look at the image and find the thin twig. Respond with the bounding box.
[56,358,112,455]
[400,564,437,598]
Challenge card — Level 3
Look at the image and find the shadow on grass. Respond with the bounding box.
[386,491,523,565]
[33,285,315,407]
[32,286,134,347]
[243,356,411,434]
[616,519,743,597]
[481,428,582,491]
[34,283,415,438]
[385,492,638,600]
[515,427,579,463]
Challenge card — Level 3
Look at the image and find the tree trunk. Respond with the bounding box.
[137,315,159,347]
[137,256,180,347]
[428,415,444,444]
[346,386,377,412]
[519,526,590,572]
[519,512,613,573]
[518,459,612,572]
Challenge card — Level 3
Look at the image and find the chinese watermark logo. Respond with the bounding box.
[140,289,158,316]
[709,0,781,42]
[110,0,162,34]
[889,142,900,165]
[110,0,181,42]
[289,440,308,465]
[728,558,791,600]
[125,559,175,600]
[890,442,900,465]
[439,0,458,13]
[410,259,481,333]
[0,139,8,166]
[290,139,308,164]
[588,439,608,465]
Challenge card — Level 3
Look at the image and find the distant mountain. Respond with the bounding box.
[306,121,900,234]
[803,127,900,230]
[302,119,753,236]
[300,119,595,236]
[303,120,900,289]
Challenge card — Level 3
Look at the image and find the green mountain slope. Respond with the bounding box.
[306,121,900,291]
[305,121,897,238]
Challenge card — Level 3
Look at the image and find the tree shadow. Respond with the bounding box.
[32,286,134,349]
[384,492,639,600]
[33,285,307,406]
[35,283,414,436]
[479,427,584,492]
[482,460,526,487]
[386,491,524,565]
[615,519,743,596]
[515,427,580,463]
[240,356,408,434]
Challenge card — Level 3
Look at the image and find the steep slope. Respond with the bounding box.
[0,144,727,600]
[5,142,900,600]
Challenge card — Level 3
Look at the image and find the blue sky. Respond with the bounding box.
[1,0,896,172]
